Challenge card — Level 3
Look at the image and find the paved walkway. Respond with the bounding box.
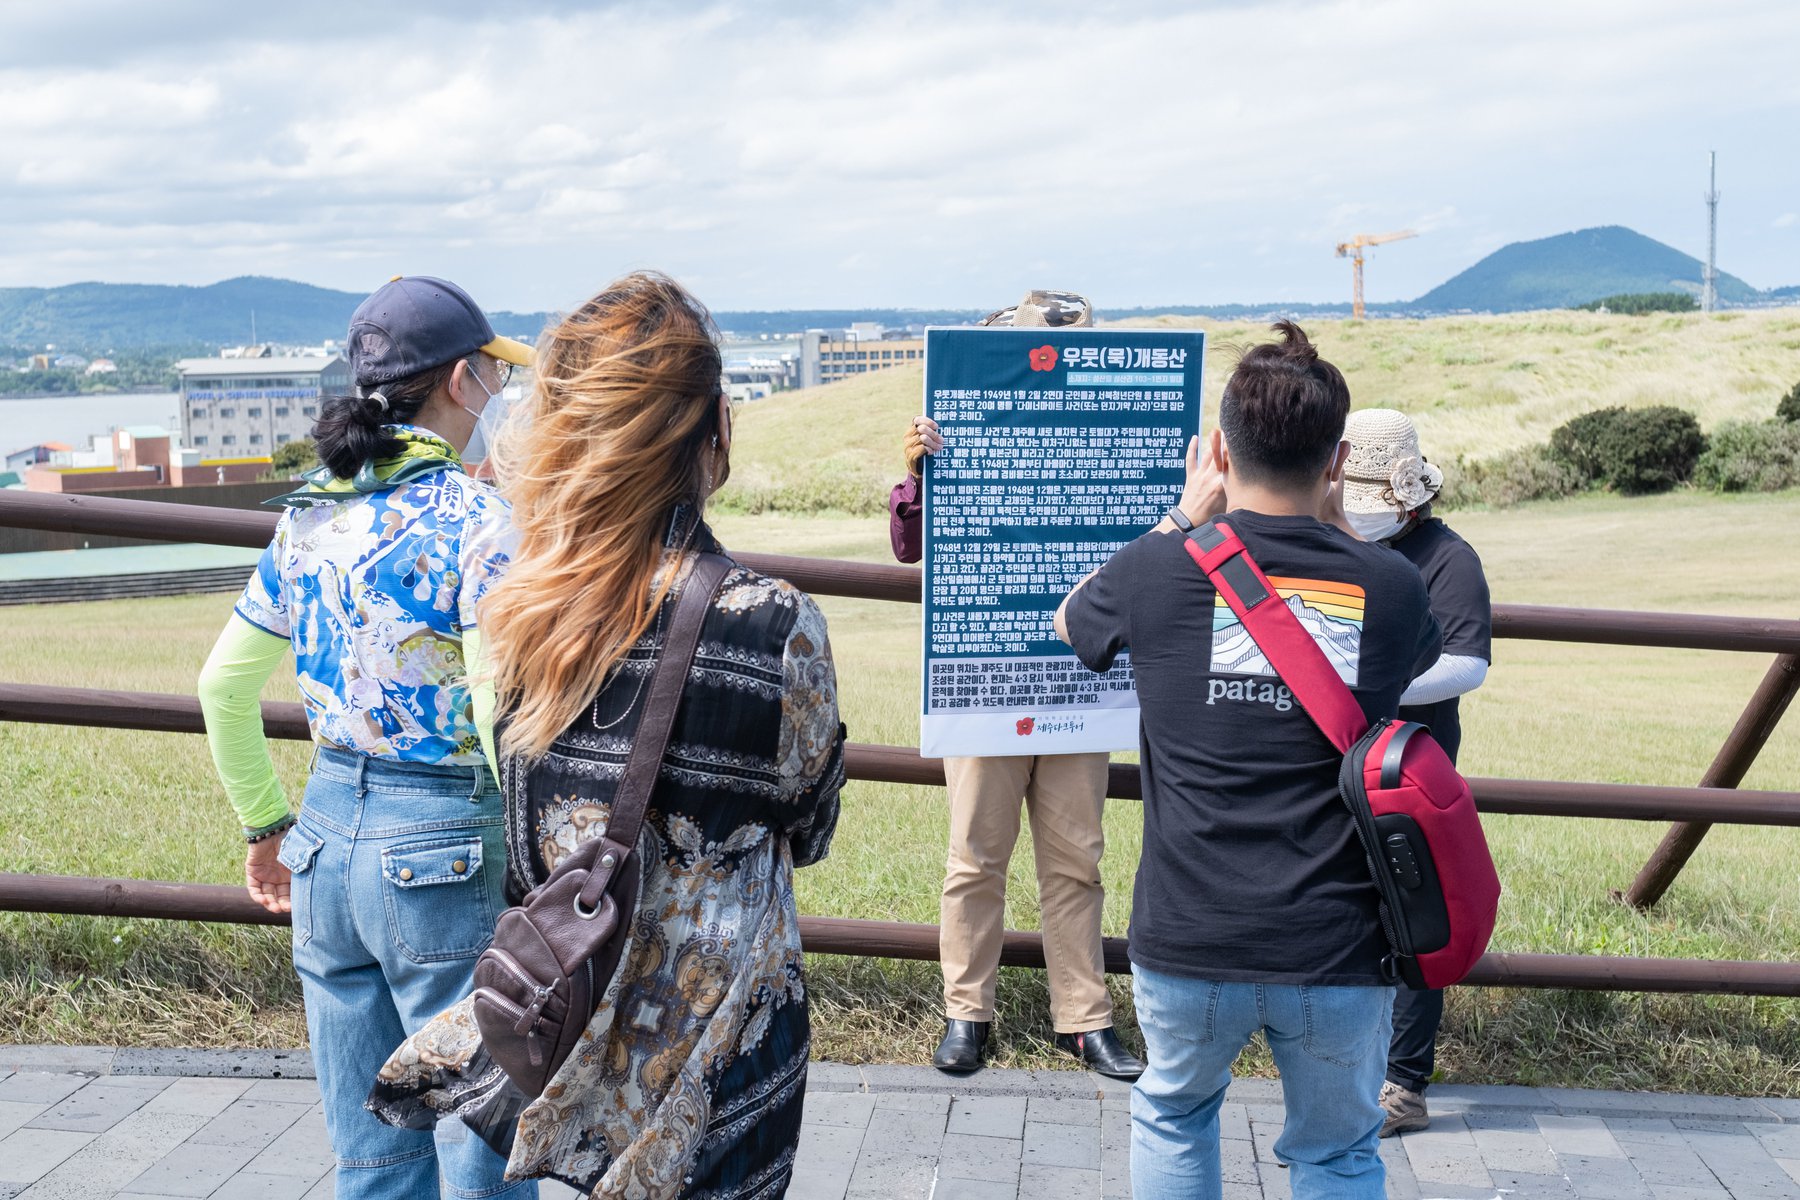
[3,1046,1800,1198]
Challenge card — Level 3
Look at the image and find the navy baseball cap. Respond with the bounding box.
[347,275,535,387]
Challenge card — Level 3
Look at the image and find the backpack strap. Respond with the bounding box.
[1181,519,1369,753]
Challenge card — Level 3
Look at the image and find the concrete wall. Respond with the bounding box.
[0,480,290,554]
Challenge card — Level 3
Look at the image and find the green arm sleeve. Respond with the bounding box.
[464,626,501,788]
[197,612,292,831]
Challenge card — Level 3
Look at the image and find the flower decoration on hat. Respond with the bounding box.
[1388,456,1444,508]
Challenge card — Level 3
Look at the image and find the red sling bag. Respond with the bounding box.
[1182,518,1500,989]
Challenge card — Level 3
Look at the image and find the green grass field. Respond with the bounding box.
[717,307,1800,517]
[3,490,1798,1092]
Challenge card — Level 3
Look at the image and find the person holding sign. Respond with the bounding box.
[888,290,1146,1080]
[1057,323,1442,1198]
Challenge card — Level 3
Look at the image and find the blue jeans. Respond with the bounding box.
[1130,964,1390,1200]
[277,747,535,1200]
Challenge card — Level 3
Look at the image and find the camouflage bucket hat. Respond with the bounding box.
[979,289,1094,329]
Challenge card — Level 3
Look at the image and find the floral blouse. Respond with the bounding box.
[370,529,845,1199]
[235,432,511,765]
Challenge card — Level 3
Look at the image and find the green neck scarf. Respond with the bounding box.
[264,426,464,510]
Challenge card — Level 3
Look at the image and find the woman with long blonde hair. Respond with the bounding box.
[370,272,845,1199]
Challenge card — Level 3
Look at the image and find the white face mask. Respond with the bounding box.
[1347,508,1406,542]
[457,362,509,464]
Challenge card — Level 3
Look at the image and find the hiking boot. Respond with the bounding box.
[1379,1080,1430,1137]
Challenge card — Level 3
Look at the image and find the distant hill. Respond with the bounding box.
[1414,226,1760,312]
[0,276,552,351]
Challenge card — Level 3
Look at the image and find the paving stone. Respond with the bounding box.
[1016,1164,1101,1199]
[299,1175,333,1200]
[1377,1142,1422,1200]
[930,1179,1016,1200]
[1679,1128,1798,1196]
[795,1120,864,1179]
[1756,1096,1800,1122]
[205,1174,319,1200]
[536,1182,584,1200]
[0,1075,88,1107]
[843,1147,934,1198]
[860,1109,948,1153]
[1248,1113,1283,1165]
[946,1096,1026,1140]
[140,1078,253,1119]
[785,1165,851,1200]
[1021,1119,1097,1170]
[1024,1096,1099,1127]
[1486,1169,1580,1198]
[1779,1156,1800,1185]
[119,1140,262,1197]
[1430,1082,1554,1109]
[0,1101,47,1141]
[0,1127,96,1184]
[804,1091,875,1129]
[803,1061,863,1093]
[1464,1107,1540,1132]
[1607,1117,1684,1144]
[860,1064,1100,1098]
[17,1111,213,1200]
[1223,1077,1284,1106]
[1536,1113,1627,1157]
[935,1131,1021,1183]
[871,1091,950,1115]
[1470,1124,1561,1175]
[1644,1187,1736,1199]
[240,1080,322,1106]
[1400,1128,1493,1190]
[1542,1087,1780,1123]
[26,1080,162,1132]
[240,1112,333,1179]
[1216,1101,1250,1142]
[1220,1135,1260,1185]
[0,1047,115,1076]
[1748,1121,1800,1157]
[185,1099,312,1149]
[1092,1072,1133,1103]
[112,1049,315,1080]
[1555,1152,1654,1199]
[1618,1140,1721,1190]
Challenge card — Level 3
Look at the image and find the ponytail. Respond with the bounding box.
[310,359,457,479]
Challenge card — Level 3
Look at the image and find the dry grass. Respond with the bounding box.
[717,307,1800,517]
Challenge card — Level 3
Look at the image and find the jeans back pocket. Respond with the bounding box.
[379,836,496,963]
[276,826,325,948]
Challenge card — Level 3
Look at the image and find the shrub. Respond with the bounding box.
[1778,381,1800,424]
[1692,420,1800,492]
[1436,445,1585,510]
[266,436,318,479]
[1550,405,1707,494]
[1574,292,1698,315]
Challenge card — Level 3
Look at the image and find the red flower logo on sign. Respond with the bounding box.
[1028,345,1058,372]
[1016,717,1036,736]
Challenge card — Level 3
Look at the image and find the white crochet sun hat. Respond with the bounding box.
[1341,408,1444,515]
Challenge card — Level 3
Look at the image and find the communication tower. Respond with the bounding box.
[1701,152,1719,313]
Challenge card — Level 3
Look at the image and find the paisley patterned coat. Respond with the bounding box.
[369,527,844,1198]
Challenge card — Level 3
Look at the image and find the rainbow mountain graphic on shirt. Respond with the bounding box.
[1210,576,1365,686]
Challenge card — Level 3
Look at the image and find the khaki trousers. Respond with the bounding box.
[940,752,1113,1033]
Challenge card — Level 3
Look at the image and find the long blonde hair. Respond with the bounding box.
[481,272,726,761]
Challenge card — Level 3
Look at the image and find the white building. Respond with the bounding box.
[175,355,349,454]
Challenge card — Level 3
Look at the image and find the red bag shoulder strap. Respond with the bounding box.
[1181,519,1368,753]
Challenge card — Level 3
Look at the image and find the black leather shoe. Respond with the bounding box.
[1055,1026,1145,1080]
[932,1019,991,1073]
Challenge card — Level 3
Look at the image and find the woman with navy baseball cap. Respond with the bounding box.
[198,276,538,1198]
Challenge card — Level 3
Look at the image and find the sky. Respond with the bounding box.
[1,0,1796,313]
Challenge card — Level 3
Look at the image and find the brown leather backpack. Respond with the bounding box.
[471,553,732,1098]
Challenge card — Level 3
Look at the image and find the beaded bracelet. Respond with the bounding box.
[244,814,297,845]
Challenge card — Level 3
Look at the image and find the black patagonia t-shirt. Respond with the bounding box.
[1063,510,1441,986]
[1390,516,1491,765]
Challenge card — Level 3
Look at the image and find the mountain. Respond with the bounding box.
[1211,596,1360,684]
[0,276,553,351]
[1413,225,1760,313]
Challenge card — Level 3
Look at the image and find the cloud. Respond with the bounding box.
[0,0,1795,309]
[1776,214,1799,229]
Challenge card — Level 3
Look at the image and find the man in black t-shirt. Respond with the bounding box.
[1056,323,1441,1199]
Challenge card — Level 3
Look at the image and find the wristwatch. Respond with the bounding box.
[1165,506,1195,533]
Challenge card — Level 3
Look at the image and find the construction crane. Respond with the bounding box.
[1335,229,1418,319]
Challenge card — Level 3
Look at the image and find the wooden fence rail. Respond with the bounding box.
[1,487,1797,994]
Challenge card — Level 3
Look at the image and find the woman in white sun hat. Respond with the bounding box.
[1340,406,1492,1140]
